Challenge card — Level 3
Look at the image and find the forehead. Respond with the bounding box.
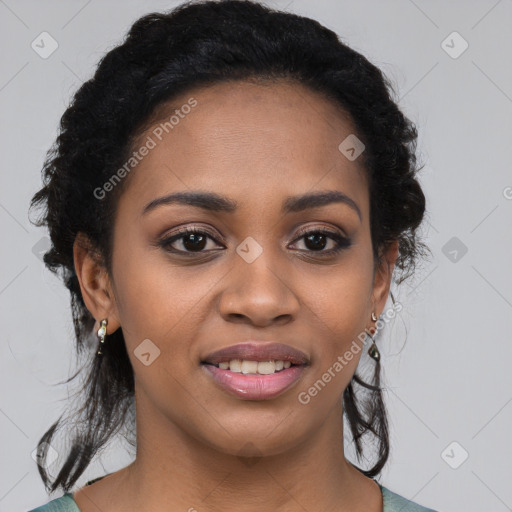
[116,79,369,222]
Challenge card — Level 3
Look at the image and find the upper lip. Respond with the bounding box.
[202,342,309,365]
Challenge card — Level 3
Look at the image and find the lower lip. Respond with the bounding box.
[202,364,306,400]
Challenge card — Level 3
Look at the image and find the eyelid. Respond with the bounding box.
[291,223,348,240]
[162,225,225,243]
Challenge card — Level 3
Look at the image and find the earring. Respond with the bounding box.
[96,319,108,356]
[367,312,380,361]
[367,330,380,361]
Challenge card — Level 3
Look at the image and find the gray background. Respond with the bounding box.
[1,1,511,511]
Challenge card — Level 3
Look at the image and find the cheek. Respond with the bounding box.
[110,244,213,420]
[297,245,374,405]
[307,250,374,343]
[111,234,217,339]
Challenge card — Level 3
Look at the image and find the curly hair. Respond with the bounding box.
[29,0,426,494]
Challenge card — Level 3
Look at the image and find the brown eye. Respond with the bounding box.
[303,232,329,251]
[290,228,351,255]
[159,228,223,254]
[180,232,207,251]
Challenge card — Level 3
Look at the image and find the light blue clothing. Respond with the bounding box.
[27,482,439,511]
[28,493,78,512]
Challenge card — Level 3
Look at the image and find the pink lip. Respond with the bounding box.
[202,364,306,400]
[201,342,309,400]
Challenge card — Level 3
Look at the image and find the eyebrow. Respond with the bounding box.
[141,190,362,220]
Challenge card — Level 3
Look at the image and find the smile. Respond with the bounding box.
[201,341,309,400]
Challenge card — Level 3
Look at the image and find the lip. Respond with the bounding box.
[203,364,306,400]
[201,341,309,365]
[201,342,310,401]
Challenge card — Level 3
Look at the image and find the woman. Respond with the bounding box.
[27,0,437,510]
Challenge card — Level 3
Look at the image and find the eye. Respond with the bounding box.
[290,227,351,255]
[158,227,224,255]
[157,225,351,257]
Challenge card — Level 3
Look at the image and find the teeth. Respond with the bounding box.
[229,359,242,372]
[257,361,276,375]
[215,359,293,374]
[241,360,258,374]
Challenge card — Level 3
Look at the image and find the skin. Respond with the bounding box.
[73,79,398,512]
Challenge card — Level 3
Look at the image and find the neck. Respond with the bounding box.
[110,390,382,512]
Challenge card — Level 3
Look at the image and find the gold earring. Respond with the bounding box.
[97,319,108,356]
[367,312,380,361]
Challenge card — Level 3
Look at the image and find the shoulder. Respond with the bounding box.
[26,493,80,512]
[380,485,439,512]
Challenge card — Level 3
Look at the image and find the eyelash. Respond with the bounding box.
[157,225,351,257]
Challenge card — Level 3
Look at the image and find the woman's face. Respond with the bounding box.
[79,79,396,457]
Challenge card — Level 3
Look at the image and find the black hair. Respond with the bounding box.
[29,0,426,494]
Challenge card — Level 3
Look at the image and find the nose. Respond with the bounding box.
[218,252,300,327]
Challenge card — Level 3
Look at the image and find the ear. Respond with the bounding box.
[371,240,399,317]
[73,232,121,335]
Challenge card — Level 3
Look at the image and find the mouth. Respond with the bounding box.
[201,342,309,400]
